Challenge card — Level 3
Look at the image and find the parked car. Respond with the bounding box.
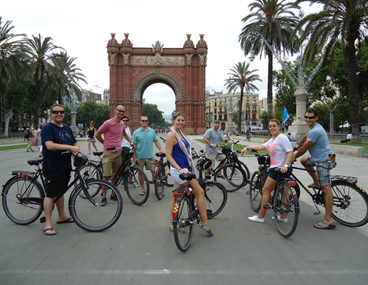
[250,126,268,135]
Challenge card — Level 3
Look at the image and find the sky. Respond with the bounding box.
[2,0,321,115]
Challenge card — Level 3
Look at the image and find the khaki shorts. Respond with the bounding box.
[103,152,122,177]
[136,158,154,171]
[205,151,226,168]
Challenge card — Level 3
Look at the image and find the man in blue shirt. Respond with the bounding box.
[133,115,164,195]
[293,108,336,230]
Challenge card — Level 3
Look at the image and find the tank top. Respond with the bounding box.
[172,139,189,169]
[88,128,95,138]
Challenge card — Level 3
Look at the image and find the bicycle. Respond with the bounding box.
[152,136,174,200]
[87,147,151,206]
[191,141,250,192]
[1,153,123,232]
[249,150,368,233]
[172,157,227,252]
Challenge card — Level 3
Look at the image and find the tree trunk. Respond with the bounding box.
[267,47,273,124]
[238,87,244,133]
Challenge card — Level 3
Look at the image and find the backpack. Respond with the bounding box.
[24,129,31,139]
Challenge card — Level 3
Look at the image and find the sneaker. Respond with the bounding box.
[272,215,288,223]
[199,222,214,237]
[248,215,265,223]
[168,224,173,232]
[101,198,107,207]
[110,194,118,201]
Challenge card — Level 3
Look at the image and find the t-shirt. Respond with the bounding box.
[204,128,225,154]
[172,139,190,169]
[133,127,158,159]
[98,118,126,152]
[263,134,293,168]
[307,123,334,162]
[41,122,77,174]
[121,126,132,148]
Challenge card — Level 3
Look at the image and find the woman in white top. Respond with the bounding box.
[241,119,293,223]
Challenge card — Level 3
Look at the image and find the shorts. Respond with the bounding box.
[103,151,122,177]
[205,151,226,168]
[88,137,96,143]
[268,166,292,181]
[136,158,155,171]
[44,172,70,198]
[306,155,336,186]
[170,167,189,185]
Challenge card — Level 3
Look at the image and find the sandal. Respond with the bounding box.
[139,191,146,196]
[43,227,57,236]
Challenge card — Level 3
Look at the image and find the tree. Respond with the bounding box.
[77,102,110,128]
[239,0,300,121]
[295,0,368,138]
[224,62,261,132]
[0,17,29,136]
[142,103,166,127]
[23,34,62,127]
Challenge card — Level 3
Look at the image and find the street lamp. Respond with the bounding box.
[247,31,326,141]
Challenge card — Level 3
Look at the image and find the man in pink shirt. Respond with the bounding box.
[95,105,133,206]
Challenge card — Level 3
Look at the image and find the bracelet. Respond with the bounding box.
[284,164,289,168]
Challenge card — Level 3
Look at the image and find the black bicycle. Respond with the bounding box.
[1,154,123,232]
[172,157,227,252]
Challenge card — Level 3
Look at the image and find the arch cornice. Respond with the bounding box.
[132,70,183,103]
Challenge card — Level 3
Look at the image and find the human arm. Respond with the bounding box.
[95,129,104,144]
[293,140,315,161]
[280,150,294,173]
[154,140,164,153]
[241,144,266,156]
[295,133,308,150]
[202,136,217,149]
[44,141,80,154]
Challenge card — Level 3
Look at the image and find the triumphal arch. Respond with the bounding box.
[107,33,207,134]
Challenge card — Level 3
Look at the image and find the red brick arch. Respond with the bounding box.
[107,33,207,134]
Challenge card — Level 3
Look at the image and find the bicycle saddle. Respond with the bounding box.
[156,152,166,158]
[179,173,196,180]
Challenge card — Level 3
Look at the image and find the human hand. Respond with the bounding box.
[241,147,247,156]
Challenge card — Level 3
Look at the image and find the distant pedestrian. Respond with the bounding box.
[38,125,43,157]
[87,121,98,154]
[24,127,33,152]
[31,127,38,150]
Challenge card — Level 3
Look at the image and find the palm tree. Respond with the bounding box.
[47,52,87,104]
[0,17,29,136]
[23,34,62,126]
[295,0,368,138]
[239,0,300,121]
[224,62,262,132]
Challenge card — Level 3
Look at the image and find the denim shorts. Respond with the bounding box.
[268,166,292,181]
[170,167,189,185]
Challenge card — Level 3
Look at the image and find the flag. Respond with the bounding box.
[282,106,289,128]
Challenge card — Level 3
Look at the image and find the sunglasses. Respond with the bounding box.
[141,120,148,122]
[304,116,316,119]
[123,120,129,122]
[117,110,125,113]
[52,111,65,115]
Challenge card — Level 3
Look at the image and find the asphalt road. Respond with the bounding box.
[0,134,368,285]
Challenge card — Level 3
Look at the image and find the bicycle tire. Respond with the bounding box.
[2,176,44,225]
[330,180,368,227]
[154,164,165,200]
[76,162,103,198]
[237,161,250,185]
[249,171,263,212]
[214,164,246,192]
[173,195,194,252]
[69,179,123,232]
[163,162,174,187]
[201,181,227,219]
[124,166,150,206]
[273,182,299,238]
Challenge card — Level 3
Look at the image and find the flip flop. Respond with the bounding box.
[43,227,57,236]
[314,222,336,230]
[57,217,74,224]
[139,191,146,196]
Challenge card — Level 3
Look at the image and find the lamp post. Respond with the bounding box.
[247,31,325,141]
[63,91,82,136]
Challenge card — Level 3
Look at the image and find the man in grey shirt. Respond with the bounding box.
[203,121,233,177]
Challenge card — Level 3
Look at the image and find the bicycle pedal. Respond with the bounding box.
[40,216,46,223]
[263,203,272,209]
[206,209,213,216]
[313,211,321,215]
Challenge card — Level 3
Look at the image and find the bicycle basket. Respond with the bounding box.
[196,157,212,171]
[222,146,231,155]
[258,155,270,165]
[121,147,133,160]
[73,155,88,168]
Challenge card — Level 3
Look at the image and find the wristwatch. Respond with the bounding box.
[284,164,289,168]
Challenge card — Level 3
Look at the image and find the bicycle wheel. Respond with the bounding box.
[163,162,174,187]
[202,181,227,219]
[249,171,263,212]
[2,176,44,225]
[330,180,368,227]
[214,164,246,192]
[76,162,103,198]
[124,166,150,205]
[173,195,194,252]
[69,179,123,232]
[154,164,165,200]
[237,161,250,185]
[273,182,299,238]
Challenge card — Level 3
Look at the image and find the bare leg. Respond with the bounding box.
[300,157,319,186]
[43,197,56,234]
[320,185,334,225]
[191,180,211,229]
[138,171,146,193]
[258,178,277,219]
